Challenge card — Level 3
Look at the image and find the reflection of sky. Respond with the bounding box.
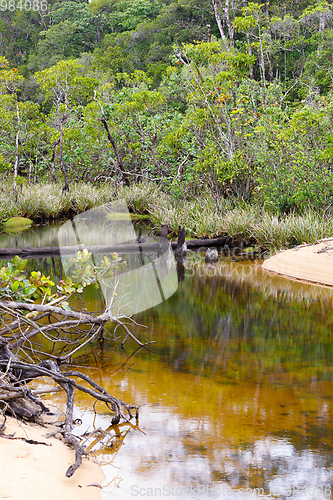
[38,369,328,500]
[20,215,333,500]
[64,402,333,500]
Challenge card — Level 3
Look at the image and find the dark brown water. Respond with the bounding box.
[3,226,333,499]
[47,259,333,500]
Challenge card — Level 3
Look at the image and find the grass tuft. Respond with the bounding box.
[0,180,332,252]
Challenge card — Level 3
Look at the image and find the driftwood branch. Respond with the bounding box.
[0,356,140,477]
[0,295,145,477]
[0,386,61,401]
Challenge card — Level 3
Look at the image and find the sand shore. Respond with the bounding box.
[262,238,333,287]
[4,239,333,500]
[0,407,104,500]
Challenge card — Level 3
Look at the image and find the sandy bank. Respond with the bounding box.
[0,408,104,500]
[262,238,333,287]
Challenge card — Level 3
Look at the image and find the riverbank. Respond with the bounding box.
[262,238,333,287]
[0,406,104,500]
[1,181,333,251]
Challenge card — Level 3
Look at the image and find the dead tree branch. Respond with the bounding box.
[0,296,146,477]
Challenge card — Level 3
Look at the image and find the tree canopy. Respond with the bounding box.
[1,0,333,212]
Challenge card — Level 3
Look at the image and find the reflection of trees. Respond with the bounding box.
[130,259,333,384]
[36,252,333,494]
[78,383,333,497]
[2,237,333,486]
[0,223,60,251]
[83,359,333,494]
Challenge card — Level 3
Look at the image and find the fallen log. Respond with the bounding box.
[171,235,233,249]
[0,242,167,259]
[0,236,253,260]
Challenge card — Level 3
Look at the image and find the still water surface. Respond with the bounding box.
[2,225,333,499]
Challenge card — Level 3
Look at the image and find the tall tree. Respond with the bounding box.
[0,57,24,196]
[35,59,97,191]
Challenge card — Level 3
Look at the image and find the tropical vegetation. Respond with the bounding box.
[1,0,333,242]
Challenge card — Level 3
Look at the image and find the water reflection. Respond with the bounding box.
[81,259,333,499]
[58,200,178,317]
[0,221,60,249]
[49,353,333,499]
[2,224,333,498]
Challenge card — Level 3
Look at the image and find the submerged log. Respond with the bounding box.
[0,235,254,260]
[174,226,187,258]
[0,242,168,259]
[160,225,168,238]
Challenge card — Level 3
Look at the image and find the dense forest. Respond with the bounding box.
[2,2,333,477]
[1,0,333,215]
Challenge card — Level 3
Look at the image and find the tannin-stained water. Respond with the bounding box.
[49,260,333,500]
[2,225,333,499]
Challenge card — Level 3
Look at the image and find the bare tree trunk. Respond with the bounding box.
[28,162,32,183]
[59,118,70,192]
[267,53,274,82]
[93,92,130,187]
[99,117,130,187]
[51,138,60,184]
[211,0,229,51]
[284,49,287,82]
[218,0,234,47]
[241,0,254,79]
[258,25,267,107]
[13,97,20,200]
[318,11,326,56]
[246,33,254,79]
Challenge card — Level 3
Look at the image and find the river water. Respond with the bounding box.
[2,224,333,499]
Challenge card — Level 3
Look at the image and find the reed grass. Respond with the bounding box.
[122,184,333,250]
[1,180,333,252]
[121,183,169,215]
[0,182,115,222]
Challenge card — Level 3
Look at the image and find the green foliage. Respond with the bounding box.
[68,248,97,286]
[35,59,97,107]
[67,248,126,288]
[253,97,333,212]
[1,0,333,219]
[104,0,163,31]
[0,60,24,94]
[0,249,125,308]
[0,154,11,174]
[0,256,55,303]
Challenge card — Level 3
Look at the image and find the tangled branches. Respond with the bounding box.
[0,297,149,477]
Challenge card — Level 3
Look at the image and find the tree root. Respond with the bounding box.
[0,356,140,477]
[0,299,143,476]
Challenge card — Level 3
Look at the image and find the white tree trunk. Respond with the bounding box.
[13,97,20,199]
[212,0,229,51]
